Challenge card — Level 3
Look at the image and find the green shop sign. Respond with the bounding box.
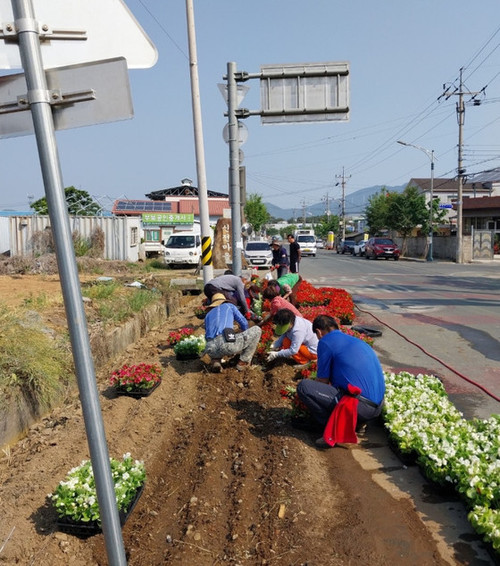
[142,213,194,225]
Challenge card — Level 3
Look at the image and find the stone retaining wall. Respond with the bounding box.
[0,291,183,448]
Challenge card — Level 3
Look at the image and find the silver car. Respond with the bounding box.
[244,241,273,269]
[351,241,366,256]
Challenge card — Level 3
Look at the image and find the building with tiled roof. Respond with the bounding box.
[111,179,230,257]
[408,177,497,225]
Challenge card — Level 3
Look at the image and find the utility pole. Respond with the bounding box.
[322,193,331,217]
[300,199,307,226]
[185,0,213,282]
[439,67,482,264]
[336,167,351,242]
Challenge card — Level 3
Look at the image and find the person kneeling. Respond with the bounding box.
[266,309,318,368]
[204,293,261,372]
[296,315,385,447]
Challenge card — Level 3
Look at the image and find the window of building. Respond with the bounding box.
[144,229,160,242]
[131,226,139,246]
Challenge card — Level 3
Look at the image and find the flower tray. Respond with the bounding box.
[175,352,200,361]
[115,380,161,398]
[387,438,418,466]
[56,484,144,537]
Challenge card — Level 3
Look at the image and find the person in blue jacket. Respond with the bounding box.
[204,293,261,373]
[269,236,289,278]
[297,314,385,430]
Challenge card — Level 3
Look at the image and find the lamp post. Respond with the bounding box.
[397,141,435,262]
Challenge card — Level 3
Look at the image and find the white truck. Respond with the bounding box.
[294,229,317,257]
[163,223,205,267]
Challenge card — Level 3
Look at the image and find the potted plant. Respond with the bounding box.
[51,453,146,535]
[166,327,194,346]
[194,305,208,320]
[110,362,162,397]
[174,335,206,360]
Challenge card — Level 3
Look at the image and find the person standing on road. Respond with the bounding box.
[287,234,301,273]
[204,293,262,373]
[296,315,385,443]
[270,236,289,278]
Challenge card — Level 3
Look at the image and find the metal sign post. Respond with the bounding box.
[8,0,130,563]
[223,61,350,273]
[227,61,243,274]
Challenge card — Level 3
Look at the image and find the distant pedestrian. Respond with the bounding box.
[287,234,301,273]
[269,236,289,278]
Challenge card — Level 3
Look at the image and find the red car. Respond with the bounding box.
[365,237,400,260]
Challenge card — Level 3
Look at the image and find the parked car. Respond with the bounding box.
[351,241,366,256]
[316,239,324,249]
[336,240,356,254]
[244,241,273,269]
[365,237,400,260]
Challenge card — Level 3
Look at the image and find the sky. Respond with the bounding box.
[1,0,500,215]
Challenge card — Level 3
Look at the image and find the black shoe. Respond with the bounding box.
[291,416,323,432]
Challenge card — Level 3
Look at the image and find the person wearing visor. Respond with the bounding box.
[266,308,318,368]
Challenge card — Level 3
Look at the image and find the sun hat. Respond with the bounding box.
[270,236,282,246]
[207,293,228,309]
[274,322,291,336]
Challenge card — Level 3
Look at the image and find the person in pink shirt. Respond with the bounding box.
[259,284,302,327]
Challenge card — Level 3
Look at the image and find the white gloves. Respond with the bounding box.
[267,351,279,362]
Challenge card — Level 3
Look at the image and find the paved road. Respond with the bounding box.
[299,250,500,420]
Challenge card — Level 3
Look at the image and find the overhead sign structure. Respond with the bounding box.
[0,57,133,138]
[259,61,350,124]
[0,0,158,69]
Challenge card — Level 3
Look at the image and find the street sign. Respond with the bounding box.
[439,204,453,209]
[260,61,350,124]
[0,57,133,138]
[0,0,157,69]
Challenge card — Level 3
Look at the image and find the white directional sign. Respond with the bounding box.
[0,57,133,138]
[0,0,157,69]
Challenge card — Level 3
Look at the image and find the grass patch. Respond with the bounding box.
[0,304,72,409]
[82,281,163,325]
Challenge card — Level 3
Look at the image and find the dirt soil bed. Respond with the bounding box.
[0,273,488,565]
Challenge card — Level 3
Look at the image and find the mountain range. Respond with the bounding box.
[265,184,405,221]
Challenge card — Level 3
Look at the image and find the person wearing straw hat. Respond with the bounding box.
[204,293,262,373]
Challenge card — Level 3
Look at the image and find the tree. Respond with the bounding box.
[386,186,427,239]
[364,188,391,235]
[244,193,271,233]
[314,215,340,239]
[30,186,102,216]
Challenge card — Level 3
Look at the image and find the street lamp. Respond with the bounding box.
[397,140,435,262]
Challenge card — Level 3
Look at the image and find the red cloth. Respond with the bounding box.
[322,384,361,447]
